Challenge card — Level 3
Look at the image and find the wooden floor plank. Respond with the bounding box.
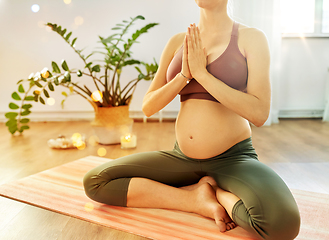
[0,197,25,232]
[268,162,329,194]
[0,204,70,240]
[59,217,149,240]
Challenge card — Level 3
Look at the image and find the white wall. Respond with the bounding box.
[279,37,329,118]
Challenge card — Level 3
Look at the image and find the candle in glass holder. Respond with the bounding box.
[120,134,137,149]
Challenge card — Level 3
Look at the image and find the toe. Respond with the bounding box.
[226,222,235,230]
[215,217,227,233]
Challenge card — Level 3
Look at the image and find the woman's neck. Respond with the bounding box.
[198,7,233,34]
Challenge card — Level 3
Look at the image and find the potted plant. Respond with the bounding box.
[5,15,158,144]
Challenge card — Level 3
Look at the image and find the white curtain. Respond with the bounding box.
[232,0,281,125]
[323,70,329,121]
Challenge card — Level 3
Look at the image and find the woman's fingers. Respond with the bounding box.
[185,23,208,79]
[182,32,192,79]
[193,24,199,48]
[187,26,193,50]
[188,24,202,50]
[195,24,202,49]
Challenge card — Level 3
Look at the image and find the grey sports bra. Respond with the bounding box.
[166,22,248,102]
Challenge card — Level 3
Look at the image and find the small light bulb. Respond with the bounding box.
[31,4,40,13]
[84,202,94,212]
[47,98,55,106]
[97,148,107,157]
[75,16,84,26]
[91,91,103,102]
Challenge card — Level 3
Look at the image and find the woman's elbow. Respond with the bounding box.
[142,109,153,118]
[142,103,154,118]
[250,109,270,127]
[252,117,267,127]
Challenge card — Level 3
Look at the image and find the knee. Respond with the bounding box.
[266,205,300,240]
[82,169,131,207]
[82,170,98,200]
[281,209,300,240]
[82,169,113,204]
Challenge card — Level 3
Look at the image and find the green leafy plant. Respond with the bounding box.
[5,15,159,135]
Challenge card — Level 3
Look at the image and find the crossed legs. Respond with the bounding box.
[127,176,238,232]
[84,142,300,239]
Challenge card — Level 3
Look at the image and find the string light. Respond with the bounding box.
[88,135,99,146]
[71,133,82,142]
[47,98,55,106]
[97,148,107,157]
[84,202,94,212]
[31,4,40,13]
[71,133,86,150]
[74,16,84,26]
[41,68,49,78]
[91,91,103,102]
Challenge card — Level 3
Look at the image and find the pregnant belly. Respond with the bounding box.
[175,99,251,159]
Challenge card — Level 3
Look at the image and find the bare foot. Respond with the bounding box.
[197,177,237,231]
[180,176,237,231]
[193,183,234,232]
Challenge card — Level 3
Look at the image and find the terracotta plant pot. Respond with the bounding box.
[91,105,133,145]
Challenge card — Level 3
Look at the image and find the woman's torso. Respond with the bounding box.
[168,22,252,159]
[176,100,251,159]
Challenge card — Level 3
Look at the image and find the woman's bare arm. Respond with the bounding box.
[142,33,188,117]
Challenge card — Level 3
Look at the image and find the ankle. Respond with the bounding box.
[193,183,218,216]
[216,188,240,218]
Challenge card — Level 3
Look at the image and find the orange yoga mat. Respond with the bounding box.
[0,156,328,240]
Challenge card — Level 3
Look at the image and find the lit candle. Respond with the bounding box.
[120,134,137,149]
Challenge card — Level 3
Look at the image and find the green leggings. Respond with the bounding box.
[83,138,300,240]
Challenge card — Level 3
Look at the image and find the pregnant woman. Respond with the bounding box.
[84,0,301,239]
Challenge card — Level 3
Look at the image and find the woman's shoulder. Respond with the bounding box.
[237,23,269,44]
[166,32,186,55]
[168,32,186,44]
[237,23,269,56]
[155,32,186,76]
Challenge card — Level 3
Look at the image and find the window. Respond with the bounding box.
[280,0,329,37]
[323,0,329,32]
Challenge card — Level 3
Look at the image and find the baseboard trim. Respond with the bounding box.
[278,109,324,118]
[0,110,179,122]
[1,109,324,123]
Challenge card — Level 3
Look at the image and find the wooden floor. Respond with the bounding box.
[0,119,328,239]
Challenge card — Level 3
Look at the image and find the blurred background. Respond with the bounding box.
[0,0,328,124]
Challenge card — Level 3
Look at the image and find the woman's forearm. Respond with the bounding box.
[196,71,271,127]
[142,73,187,117]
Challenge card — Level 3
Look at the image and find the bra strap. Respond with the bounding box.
[231,21,239,37]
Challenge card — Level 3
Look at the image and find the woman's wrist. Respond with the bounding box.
[192,69,208,83]
[180,72,193,84]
